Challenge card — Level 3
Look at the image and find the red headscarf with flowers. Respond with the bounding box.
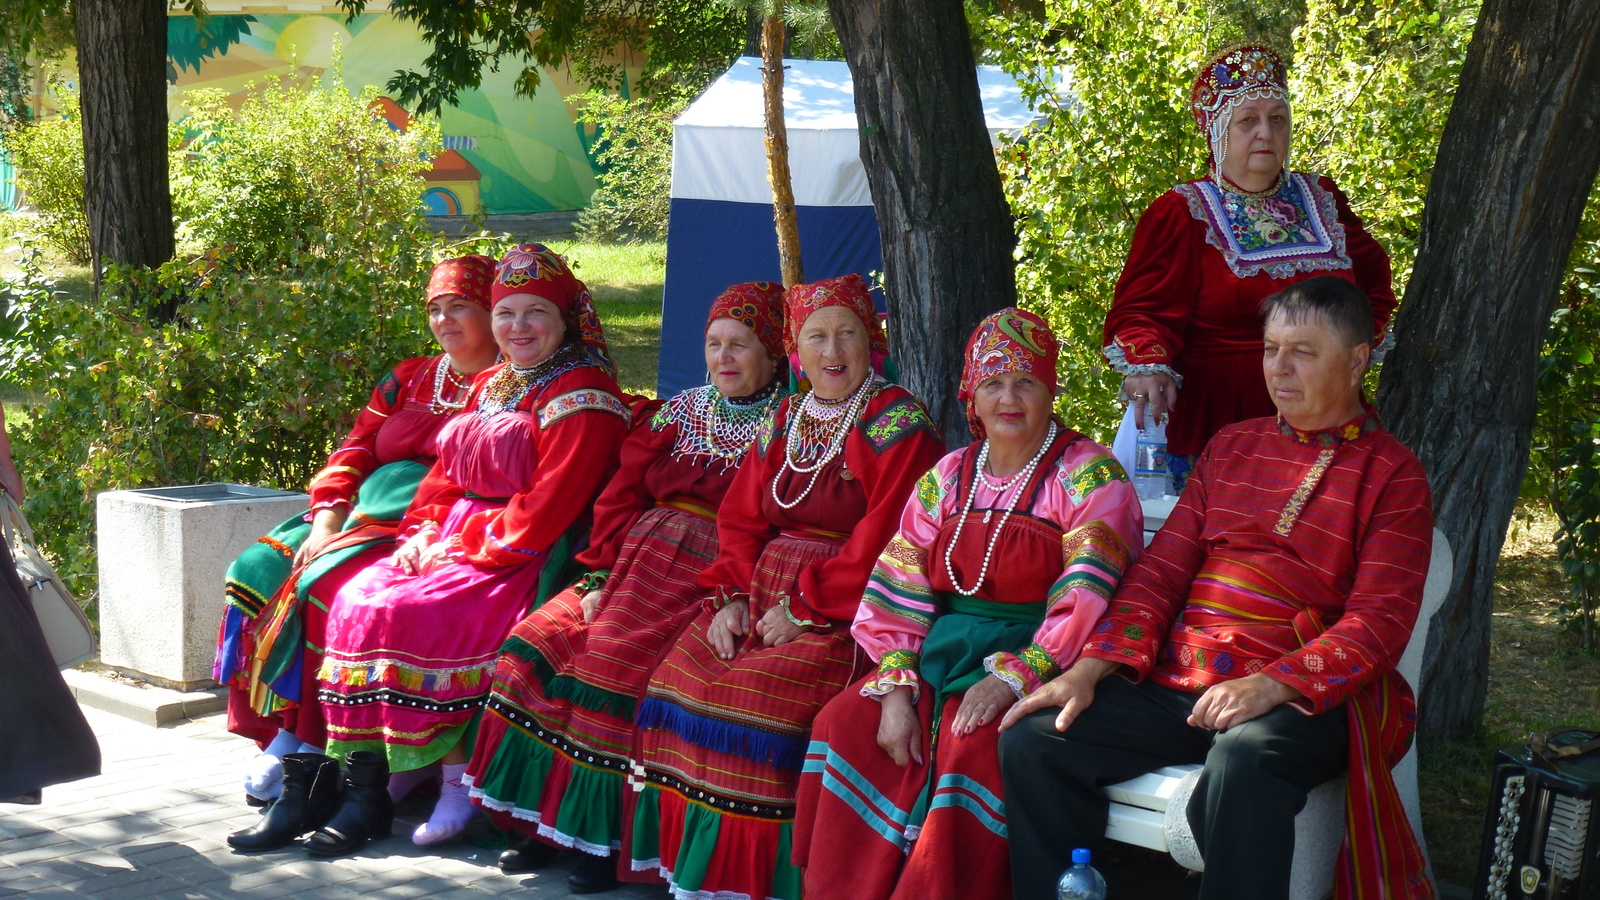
[1189,42,1290,176]
[958,307,1059,439]
[784,273,889,358]
[427,254,495,309]
[707,281,787,359]
[492,243,612,372]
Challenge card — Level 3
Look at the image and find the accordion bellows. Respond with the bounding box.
[1476,729,1600,900]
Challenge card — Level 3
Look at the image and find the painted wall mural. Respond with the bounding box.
[166,12,604,215]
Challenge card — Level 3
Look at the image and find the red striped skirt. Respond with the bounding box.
[629,531,868,900]
[465,505,719,854]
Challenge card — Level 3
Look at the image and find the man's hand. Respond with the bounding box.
[580,589,606,624]
[950,675,1017,737]
[1187,673,1301,731]
[707,600,750,660]
[999,657,1120,733]
[752,604,809,648]
[875,686,923,767]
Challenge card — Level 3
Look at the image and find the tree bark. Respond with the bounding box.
[75,0,174,291]
[826,0,1016,444]
[762,7,803,287]
[1375,0,1600,737]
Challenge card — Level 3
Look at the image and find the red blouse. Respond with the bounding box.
[403,359,632,568]
[306,355,467,511]
[698,385,945,625]
[1102,174,1396,456]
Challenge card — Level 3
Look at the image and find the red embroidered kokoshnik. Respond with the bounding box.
[1084,408,1436,900]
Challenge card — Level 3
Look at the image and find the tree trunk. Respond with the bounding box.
[762,6,803,287]
[1375,0,1600,737]
[826,0,1017,444]
[75,0,174,292]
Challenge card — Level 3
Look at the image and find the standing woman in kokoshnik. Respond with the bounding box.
[1103,42,1396,489]
[792,308,1144,900]
[216,256,498,804]
[228,244,632,855]
[463,282,788,894]
[628,274,944,900]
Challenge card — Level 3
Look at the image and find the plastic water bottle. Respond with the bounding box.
[1056,847,1108,899]
[1133,421,1171,500]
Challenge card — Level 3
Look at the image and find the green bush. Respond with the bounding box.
[5,221,450,603]
[1,79,90,263]
[576,92,684,243]
[171,75,441,268]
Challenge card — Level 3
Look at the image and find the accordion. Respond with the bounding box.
[1476,728,1600,900]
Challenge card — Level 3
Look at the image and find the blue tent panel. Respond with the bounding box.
[656,198,885,397]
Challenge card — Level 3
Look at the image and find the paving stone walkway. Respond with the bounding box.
[0,707,667,899]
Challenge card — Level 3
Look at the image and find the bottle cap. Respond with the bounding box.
[1072,847,1091,865]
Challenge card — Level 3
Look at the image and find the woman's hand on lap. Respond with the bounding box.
[753,605,808,648]
[417,541,452,574]
[391,532,434,575]
[296,508,345,567]
[950,674,1017,737]
[876,687,923,767]
[580,589,605,624]
[708,600,750,660]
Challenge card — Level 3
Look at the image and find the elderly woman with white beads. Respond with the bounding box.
[627,273,944,900]
[792,307,1145,900]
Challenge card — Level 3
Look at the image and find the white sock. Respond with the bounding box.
[412,763,473,846]
[242,729,301,800]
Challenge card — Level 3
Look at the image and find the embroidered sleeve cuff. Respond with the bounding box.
[705,587,748,613]
[984,644,1060,699]
[576,569,611,594]
[862,651,922,699]
[1103,344,1184,386]
[780,594,826,629]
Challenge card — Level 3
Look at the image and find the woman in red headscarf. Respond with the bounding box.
[791,308,1144,900]
[285,244,632,852]
[1103,43,1396,486]
[626,274,944,900]
[217,255,499,803]
[462,282,789,894]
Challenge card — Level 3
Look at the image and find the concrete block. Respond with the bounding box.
[62,669,226,728]
[97,484,307,690]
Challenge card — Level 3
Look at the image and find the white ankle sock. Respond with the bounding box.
[412,763,473,846]
[242,730,301,800]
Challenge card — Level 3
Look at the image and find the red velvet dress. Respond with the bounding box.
[464,383,780,858]
[1102,173,1396,456]
[627,384,945,900]
[220,355,465,747]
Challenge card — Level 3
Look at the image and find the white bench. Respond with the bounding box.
[1102,504,1452,900]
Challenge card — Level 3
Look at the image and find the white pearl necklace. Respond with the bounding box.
[770,376,878,510]
[944,421,1058,597]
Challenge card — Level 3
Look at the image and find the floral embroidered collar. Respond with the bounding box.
[1276,405,1382,447]
[1175,171,1352,280]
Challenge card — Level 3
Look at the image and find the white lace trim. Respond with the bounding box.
[1102,344,1184,386]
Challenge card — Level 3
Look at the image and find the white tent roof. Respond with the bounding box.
[672,57,1050,207]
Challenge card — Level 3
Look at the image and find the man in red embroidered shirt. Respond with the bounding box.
[999,276,1435,900]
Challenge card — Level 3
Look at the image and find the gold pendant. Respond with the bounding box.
[840,466,854,481]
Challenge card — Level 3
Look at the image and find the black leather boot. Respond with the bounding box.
[567,852,620,893]
[499,834,560,873]
[304,751,394,857]
[228,753,341,851]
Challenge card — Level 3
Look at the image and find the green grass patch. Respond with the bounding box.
[553,240,665,397]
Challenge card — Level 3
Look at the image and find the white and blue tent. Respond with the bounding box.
[656,57,1046,396]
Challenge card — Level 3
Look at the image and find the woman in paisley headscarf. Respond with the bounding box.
[216,255,498,804]
[1102,42,1395,488]
[793,308,1143,900]
[231,243,632,854]
[626,274,944,900]
[464,282,788,894]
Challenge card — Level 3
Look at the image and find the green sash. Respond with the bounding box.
[918,594,1048,700]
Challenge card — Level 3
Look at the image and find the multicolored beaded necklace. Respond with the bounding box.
[670,380,784,466]
[475,343,587,419]
[770,375,881,510]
